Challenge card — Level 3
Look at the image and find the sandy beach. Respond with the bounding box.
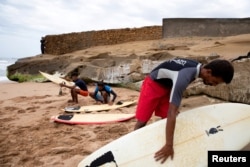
[0,81,140,166]
[0,81,248,166]
[1,34,250,166]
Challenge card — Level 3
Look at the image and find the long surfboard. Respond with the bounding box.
[51,113,135,125]
[64,100,137,113]
[39,71,74,86]
[78,103,250,167]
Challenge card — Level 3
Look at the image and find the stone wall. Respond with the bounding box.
[162,18,250,38]
[44,26,162,55]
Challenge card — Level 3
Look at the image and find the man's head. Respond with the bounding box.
[70,72,79,81]
[97,81,104,90]
[200,59,234,86]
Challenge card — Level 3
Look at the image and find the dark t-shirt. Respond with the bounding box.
[94,85,117,102]
[74,79,88,91]
[150,58,201,106]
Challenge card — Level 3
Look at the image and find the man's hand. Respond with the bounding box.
[154,144,174,164]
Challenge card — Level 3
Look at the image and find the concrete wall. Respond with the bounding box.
[44,26,162,55]
[162,18,250,38]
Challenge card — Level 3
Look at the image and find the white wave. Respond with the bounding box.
[0,60,9,63]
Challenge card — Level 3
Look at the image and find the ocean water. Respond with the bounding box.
[0,57,17,81]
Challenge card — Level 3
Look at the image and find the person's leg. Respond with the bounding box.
[134,121,147,130]
[100,91,110,104]
[134,76,160,130]
[68,89,75,103]
[74,90,78,103]
[72,89,89,103]
[89,92,94,99]
[155,88,171,119]
[79,90,89,97]
[71,88,78,103]
[89,92,104,103]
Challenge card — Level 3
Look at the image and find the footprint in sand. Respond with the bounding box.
[26,106,40,113]
[17,109,26,114]
[109,124,129,134]
[33,95,52,100]
[4,106,20,111]
[45,106,56,109]
[11,96,27,103]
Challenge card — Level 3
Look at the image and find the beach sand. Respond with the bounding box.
[1,34,250,166]
[1,81,249,166]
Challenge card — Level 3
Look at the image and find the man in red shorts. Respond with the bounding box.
[134,58,234,164]
[60,72,88,104]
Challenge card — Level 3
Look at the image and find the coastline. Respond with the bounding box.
[0,76,17,83]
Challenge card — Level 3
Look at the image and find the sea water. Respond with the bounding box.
[0,57,17,82]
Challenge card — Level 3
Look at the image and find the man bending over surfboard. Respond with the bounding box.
[134,58,234,164]
[89,81,117,105]
[59,72,88,104]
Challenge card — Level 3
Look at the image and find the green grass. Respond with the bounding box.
[8,72,46,83]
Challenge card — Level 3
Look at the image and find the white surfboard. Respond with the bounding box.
[39,71,74,86]
[64,100,137,113]
[51,113,135,125]
[78,103,250,167]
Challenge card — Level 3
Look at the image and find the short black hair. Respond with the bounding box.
[70,72,79,77]
[204,59,234,84]
[97,80,104,86]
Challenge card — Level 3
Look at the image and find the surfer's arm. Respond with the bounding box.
[154,103,178,163]
[110,90,117,102]
[59,83,76,89]
[166,103,178,145]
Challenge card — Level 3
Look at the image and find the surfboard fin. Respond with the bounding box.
[116,101,123,105]
[86,151,117,167]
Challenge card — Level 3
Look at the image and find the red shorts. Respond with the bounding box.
[135,76,171,122]
[79,90,89,96]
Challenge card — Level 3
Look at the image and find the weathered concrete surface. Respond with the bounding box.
[163,18,250,38]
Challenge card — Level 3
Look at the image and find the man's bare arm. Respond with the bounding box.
[154,103,179,163]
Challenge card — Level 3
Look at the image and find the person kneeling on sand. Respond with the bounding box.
[89,81,117,105]
[59,72,88,104]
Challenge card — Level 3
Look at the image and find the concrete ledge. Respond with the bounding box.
[163,18,250,38]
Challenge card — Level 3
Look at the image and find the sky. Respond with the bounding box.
[0,0,249,59]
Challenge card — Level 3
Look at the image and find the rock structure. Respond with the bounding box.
[7,20,250,104]
[44,26,162,55]
[184,58,250,104]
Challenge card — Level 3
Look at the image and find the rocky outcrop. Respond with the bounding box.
[7,51,176,83]
[8,50,220,84]
[7,34,250,104]
[184,58,250,104]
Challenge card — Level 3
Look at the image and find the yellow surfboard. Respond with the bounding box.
[64,100,137,113]
[39,71,74,86]
[51,113,135,125]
